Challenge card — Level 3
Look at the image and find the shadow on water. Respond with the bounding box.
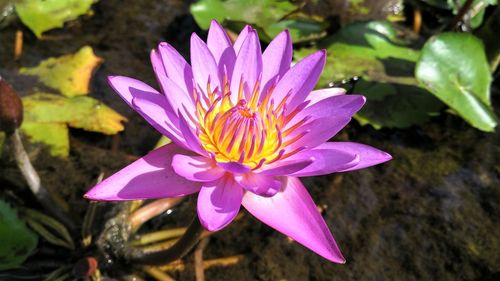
[0,0,499,280]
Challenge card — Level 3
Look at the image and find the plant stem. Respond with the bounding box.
[127,217,205,265]
[143,267,176,281]
[9,130,74,230]
[195,237,210,281]
[448,0,474,30]
[128,197,184,231]
[130,227,186,246]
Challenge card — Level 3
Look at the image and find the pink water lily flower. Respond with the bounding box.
[85,21,391,263]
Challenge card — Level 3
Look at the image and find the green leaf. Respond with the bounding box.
[190,0,326,43]
[21,93,126,157]
[416,32,497,132]
[15,0,96,38]
[19,46,103,97]
[0,200,38,270]
[354,81,444,129]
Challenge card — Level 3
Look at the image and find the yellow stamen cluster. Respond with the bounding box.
[192,76,305,169]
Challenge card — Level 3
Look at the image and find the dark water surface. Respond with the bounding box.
[1,1,499,280]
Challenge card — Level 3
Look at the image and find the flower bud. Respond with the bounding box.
[0,77,23,133]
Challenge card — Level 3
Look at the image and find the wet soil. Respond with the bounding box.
[1,0,499,280]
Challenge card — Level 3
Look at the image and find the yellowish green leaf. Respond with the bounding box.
[20,92,126,157]
[15,0,96,38]
[20,46,103,97]
[154,136,172,149]
[21,122,69,157]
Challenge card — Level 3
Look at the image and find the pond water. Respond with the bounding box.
[0,0,499,280]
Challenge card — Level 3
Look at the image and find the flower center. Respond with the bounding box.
[191,75,307,169]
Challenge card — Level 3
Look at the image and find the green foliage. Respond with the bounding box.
[416,33,497,132]
[190,0,326,43]
[0,200,38,270]
[15,0,96,38]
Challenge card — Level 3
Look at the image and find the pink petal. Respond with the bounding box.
[217,161,251,174]
[284,116,351,151]
[286,95,365,131]
[261,30,292,96]
[154,70,195,121]
[131,94,187,148]
[230,29,262,103]
[272,50,326,111]
[108,76,185,145]
[306,87,346,104]
[150,49,168,87]
[84,144,201,201]
[108,75,158,107]
[172,154,225,182]
[233,25,252,54]
[190,33,221,95]
[258,157,313,176]
[157,42,194,95]
[322,142,392,172]
[207,20,236,79]
[197,176,244,231]
[285,145,360,177]
[242,177,345,263]
[234,173,281,197]
[177,113,207,156]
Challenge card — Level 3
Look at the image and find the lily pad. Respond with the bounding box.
[354,80,444,129]
[20,46,103,97]
[190,0,326,43]
[416,32,497,132]
[15,0,96,38]
[0,200,38,270]
[295,21,441,129]
[21,93,126,157]
[296,21,420,87]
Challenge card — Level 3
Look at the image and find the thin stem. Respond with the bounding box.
[448,0,474,30]
[157,255,245,272]
[127,217,205,265]
[195,237,210,281]
[130,228,186,246]
[128,197,184,231]
[143,267,176,281]
[9,130,74,230]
